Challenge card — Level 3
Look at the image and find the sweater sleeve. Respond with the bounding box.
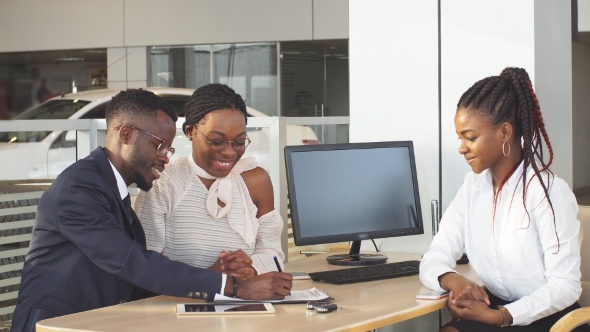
[249,209,285,274]
[134,170,175,253]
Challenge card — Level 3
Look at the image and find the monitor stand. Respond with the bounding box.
[325,240,388,266]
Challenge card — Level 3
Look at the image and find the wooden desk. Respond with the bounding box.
[37,253,478,332]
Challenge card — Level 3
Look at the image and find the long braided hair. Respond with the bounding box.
[183,83,248,135]
[457,67,559,250]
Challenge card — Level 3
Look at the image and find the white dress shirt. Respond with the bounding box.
[108,160,226,294]
[420,162,582,326]
[108,160,129,200]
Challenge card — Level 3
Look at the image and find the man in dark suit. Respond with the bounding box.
[11,89,292,332]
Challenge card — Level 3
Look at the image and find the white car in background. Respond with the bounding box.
[0,88,320,180]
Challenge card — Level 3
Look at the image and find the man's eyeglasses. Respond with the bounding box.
[195,127,251,152]
[114,125,175,158]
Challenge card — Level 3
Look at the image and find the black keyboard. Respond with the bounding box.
[308,260,420,284]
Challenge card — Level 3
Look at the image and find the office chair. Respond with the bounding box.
[551,205,590,332]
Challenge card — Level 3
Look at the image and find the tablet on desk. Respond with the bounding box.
[177,303,275,315]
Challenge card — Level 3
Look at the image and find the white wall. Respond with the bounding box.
[440,0,536,212]
[579,0,590,31]
[350,0,573,258]
[441,1,572,212]
[349,0,439,255]
[0,0,348,53]
[534,2,573,186]
[573,42,590,191]
[0,0,125,52]
[124,0,313,46]
[314,0,349,40]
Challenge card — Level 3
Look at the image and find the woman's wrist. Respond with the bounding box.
[438,272,459,290]
[491,308,505,326]
[496,305,512,327]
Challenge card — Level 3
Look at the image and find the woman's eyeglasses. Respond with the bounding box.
[195,127,251,152]
[114,125,175,158]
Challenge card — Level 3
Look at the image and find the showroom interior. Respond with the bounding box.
[0,1,589,331]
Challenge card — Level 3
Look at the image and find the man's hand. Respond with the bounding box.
[439,272,490,306]
[209,250,256,279]
[224,272,293,300]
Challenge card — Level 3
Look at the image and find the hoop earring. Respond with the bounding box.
[502,141,511,157]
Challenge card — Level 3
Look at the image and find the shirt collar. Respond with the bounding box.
[477,160,525,193]
[503,160,524,192]
[108,160,129,200]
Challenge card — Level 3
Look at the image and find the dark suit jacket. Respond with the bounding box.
[12,147,222,332]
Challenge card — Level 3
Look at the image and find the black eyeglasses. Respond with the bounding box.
[195,127,251,152]
[114,125,175,158]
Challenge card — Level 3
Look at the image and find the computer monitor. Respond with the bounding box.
[285,141,423,266]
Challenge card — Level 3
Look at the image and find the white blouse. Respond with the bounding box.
[134,156,285,274]
[420,163,582,326]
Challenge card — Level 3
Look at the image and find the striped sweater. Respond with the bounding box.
[134,156,284,274]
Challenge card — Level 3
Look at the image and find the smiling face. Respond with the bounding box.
[126,110,176,190]
[187,108,248,178]
[454,108,508,175]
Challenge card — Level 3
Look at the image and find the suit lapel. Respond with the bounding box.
[90,147,127,210]
[89,148,145,247]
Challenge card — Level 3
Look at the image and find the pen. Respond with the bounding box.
[273,256,290,296]
[273,256,283,272]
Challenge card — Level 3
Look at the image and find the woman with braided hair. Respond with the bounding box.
[420,67,589,331]
[135,83,284,279]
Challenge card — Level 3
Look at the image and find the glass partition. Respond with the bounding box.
[281,40,349,118]
[148,45,210,89]
[148,43,278,116]
[280,40,349,144]
[0,49,106,120]
[213,43,278,116]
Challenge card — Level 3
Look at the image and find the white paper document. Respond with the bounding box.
[213,287,331,304]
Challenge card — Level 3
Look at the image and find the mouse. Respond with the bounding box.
[456,253,469,265]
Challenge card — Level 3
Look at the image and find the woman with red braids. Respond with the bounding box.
[420,67,589,331]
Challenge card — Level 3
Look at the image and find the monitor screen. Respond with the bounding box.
[285,141,423,253]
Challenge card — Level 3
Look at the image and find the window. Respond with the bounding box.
[148,43,278,116]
